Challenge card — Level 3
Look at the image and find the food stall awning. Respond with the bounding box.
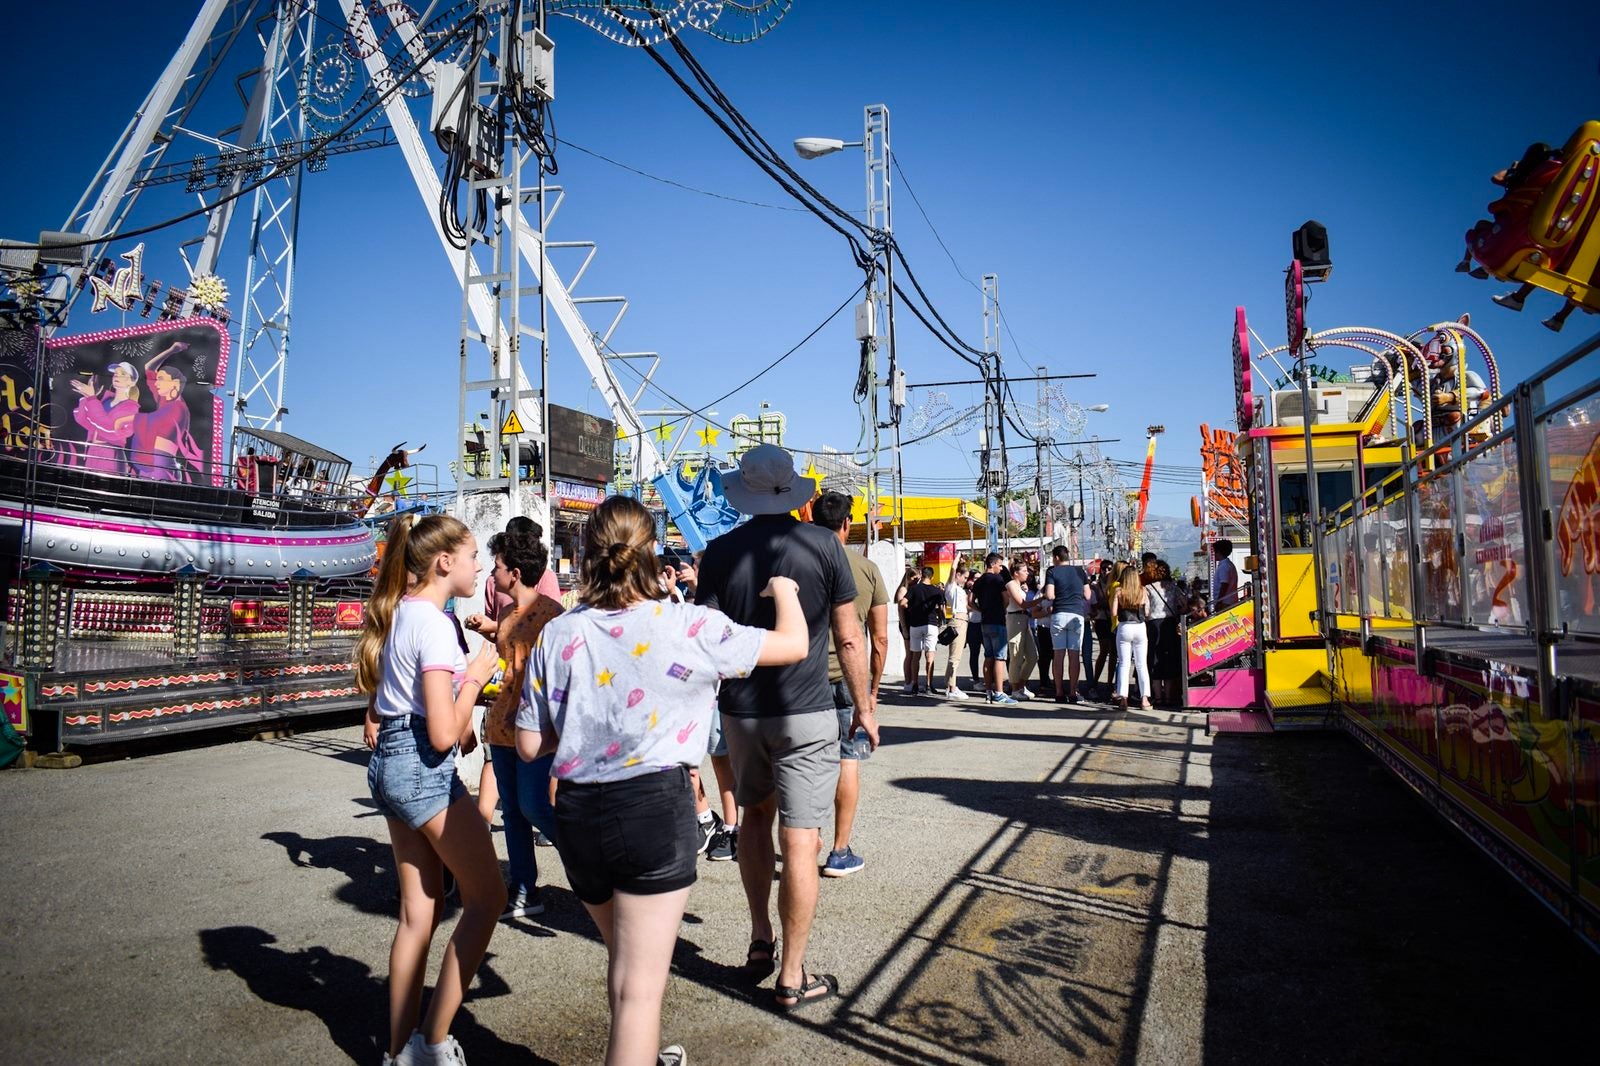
[843,495,988,544]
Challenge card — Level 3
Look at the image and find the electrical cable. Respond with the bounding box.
[554,137,804,210]
[889,153,982,295]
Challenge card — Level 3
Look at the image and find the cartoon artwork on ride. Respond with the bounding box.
[1460,120,1600,332]
[0,318,228,487]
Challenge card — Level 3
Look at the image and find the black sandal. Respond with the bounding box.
[774,973,838,1012]
[745,938,777,980]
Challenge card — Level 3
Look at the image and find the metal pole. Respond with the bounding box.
[1036,365,1047,563]
[1300,355,1326,634]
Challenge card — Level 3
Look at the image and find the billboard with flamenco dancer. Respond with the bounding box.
[0,318,229,487]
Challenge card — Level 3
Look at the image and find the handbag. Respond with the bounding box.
[937,624,958,646]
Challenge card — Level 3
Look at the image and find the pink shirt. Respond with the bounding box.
[484,569,562,621]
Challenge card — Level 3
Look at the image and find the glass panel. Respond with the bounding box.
[1382,494,1412,620]
[1543,392,1600,637]
[1458,435,1527,630]
[1278,466,1355,551]
[1417,471,1463,623]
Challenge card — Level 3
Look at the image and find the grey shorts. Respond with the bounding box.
[722,709,840,829]
[834,680,871,761]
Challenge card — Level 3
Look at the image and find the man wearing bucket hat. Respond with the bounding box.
[696,444,875,1012]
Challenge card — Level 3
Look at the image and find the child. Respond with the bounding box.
[482,525,564,919]
[357,514,506,1066]
[516,496,807,1066]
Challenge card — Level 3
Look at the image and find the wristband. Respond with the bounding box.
[462,678,484,691]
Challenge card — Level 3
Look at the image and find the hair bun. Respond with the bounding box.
[603,540,635,573]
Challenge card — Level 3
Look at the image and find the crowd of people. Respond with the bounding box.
[353,442,1243,1065]
[908,538,1239,710]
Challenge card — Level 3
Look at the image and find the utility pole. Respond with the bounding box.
[980,273,1004,555]
[1035,363,1050,563]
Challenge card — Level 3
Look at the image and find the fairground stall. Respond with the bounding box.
[1185,235,1599,949]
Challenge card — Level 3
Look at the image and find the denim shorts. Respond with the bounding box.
[980,623,1009,660]
[554,765,699,905]
[1050,611,1086,652]
[367,715,465,830]
[834,680,871,762]
[706,706,728,758]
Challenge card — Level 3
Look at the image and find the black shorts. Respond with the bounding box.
[553,765,700,905]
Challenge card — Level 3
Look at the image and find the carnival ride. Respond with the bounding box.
[1187,244,1600,949]
[1461,119,1600,332]
[0,0,790,750]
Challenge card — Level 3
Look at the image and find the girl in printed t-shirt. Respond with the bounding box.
[357,514,506,1066]
[516,496,808,1066]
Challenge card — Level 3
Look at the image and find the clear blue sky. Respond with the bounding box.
[4,0,1598,520]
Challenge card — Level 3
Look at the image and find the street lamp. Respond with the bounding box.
[795,105,899,554]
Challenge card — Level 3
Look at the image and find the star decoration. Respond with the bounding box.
[0,675,20,704]
[385,470,413,494]
[803,460,819,479]
[596,669,615,687]
[188,272,229,311]
[632,642,651,657]
[697,424,720,448]
[654,422,675,443]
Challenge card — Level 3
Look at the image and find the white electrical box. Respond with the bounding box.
[521,27,555,101]
[430,61,467,148]
[890,367,907,409]
[854,300,875,341]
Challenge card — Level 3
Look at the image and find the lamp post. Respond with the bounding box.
[796,104,900,555]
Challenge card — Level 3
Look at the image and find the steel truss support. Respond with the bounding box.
[228,1,316,433]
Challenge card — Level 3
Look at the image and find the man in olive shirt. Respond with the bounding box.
[811,492,886,876]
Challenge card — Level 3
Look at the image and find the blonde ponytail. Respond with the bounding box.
[357,514,416,693]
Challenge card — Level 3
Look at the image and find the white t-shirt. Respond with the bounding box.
[374,597,466,718]
[945,579,968,619]
[1212,558,1240,608]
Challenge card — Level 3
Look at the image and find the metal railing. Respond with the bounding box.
[1322,332,1600,653]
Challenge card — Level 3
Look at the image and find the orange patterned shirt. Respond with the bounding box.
[486,593,566,747]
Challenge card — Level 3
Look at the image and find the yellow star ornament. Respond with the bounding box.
[697,424,720,448]
[654,422,675,443]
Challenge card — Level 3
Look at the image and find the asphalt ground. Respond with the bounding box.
[1,685,1595,1065]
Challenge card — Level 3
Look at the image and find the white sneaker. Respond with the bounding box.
[431,1036,468,1066]
[1015,686,1036,701]
[946,687,969,700]
[658,1046,689,1066]
[383,1032,424,1066]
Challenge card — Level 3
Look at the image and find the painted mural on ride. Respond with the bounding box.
[0,318,228,486]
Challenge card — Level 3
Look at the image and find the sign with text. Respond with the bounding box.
[549,404,614,484]
[1186,599,1255,675]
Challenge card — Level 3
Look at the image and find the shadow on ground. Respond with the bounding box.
[198,926,550,1064]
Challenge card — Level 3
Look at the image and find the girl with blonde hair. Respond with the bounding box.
[518,496,808,1066]
[358,514,505,1066]
[1114,567,1153,710]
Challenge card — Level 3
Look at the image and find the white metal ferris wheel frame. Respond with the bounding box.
[53,0,669,488]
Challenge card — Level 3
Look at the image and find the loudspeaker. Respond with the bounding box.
[1294,221,1332,281]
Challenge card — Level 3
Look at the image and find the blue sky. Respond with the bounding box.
[4,0,1598,520]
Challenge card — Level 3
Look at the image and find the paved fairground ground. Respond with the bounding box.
[2,689,1597,1065]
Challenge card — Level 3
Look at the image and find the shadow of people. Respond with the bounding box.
[198,926,547,1064]
[261,831,404,916]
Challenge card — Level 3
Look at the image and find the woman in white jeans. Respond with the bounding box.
[1114,570,1153,710]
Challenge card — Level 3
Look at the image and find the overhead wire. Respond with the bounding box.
[5,17,478,254]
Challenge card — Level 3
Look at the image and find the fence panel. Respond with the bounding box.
[1541,392,1600,637]
[1416,471,1463,624]
[1457,435,1529,631]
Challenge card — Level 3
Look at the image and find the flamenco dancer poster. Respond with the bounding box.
[0,318,229,487]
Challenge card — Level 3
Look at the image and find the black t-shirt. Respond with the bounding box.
[1046,564,1088,615]
[972,571,1009,623]
[695,514,856,718]
[905,582,945,628]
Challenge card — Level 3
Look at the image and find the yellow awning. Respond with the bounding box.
[843,495,988,544]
